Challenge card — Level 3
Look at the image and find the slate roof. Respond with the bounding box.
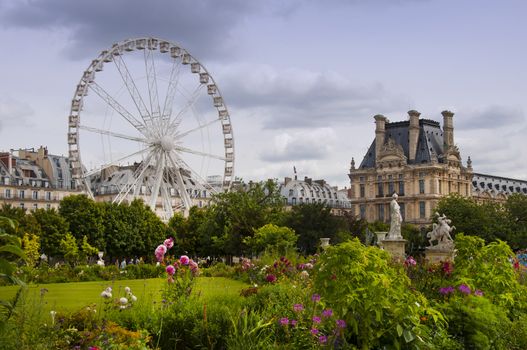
[359,119,445,169]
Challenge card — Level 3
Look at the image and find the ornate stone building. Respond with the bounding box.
[0,146,82,211]
[348,110,473,227]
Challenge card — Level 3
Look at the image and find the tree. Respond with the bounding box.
[203,180,285,256]
[59,232,79,266]
[31,208,69,258]
[244,223,297,256]
[79,235,99,264]
[167,207,206,256]
[283,203,344,254]
[21,232,40,267]
[0,204,41,238]
[504,193,527,249]
[59,195,105,249]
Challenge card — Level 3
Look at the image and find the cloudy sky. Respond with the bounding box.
[0,0,525,188]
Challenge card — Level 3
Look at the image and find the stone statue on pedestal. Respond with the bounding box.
[426,212,455,249]
[386,193,403,239]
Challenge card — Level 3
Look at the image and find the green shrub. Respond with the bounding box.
[313,239,445,349]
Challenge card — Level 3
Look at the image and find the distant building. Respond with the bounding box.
[348,110,526,227]
[0,146,82,211]
[279,175,352,216]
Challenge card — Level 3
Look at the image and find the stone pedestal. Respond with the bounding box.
[382,239,407,261]
[425,247,455,264]
[375,232,387,248]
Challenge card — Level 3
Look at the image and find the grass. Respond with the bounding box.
[0,277,248,313]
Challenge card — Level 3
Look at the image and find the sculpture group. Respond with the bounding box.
[427,212,455,249]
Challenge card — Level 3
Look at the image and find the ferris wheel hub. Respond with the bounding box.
[159,135,176,151]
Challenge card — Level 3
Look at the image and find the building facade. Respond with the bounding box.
[0,146,82,211]
[348,110,474,227]
[279,175,352,216]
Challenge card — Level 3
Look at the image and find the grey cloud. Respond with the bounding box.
[259,128,336,162]
[0,0,260,60]
[456,105,525,130]
[0,97,34,133]
[220,65,408,129]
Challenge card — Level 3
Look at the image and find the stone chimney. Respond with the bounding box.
[408,110,421,161]
[442,110,454,150]
[374,114,387,160]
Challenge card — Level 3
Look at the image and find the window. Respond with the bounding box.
[360,204,366,219]
[377,176,383,197]
[46,204,51,210]
[292,197,297,205]
[359,184,365,198]
[19,190,25,199]
[32,190,38,200]
[33,203,38,210]
[398,174,404,195]
[5,189,11,198]
[289,189,294,196]
[419,201,426,219]
[45,192,51,201]
[419,179,425,194]
[378,204,385,222]
[19,203,25,209]
[400,203,406,221]
[388,180,394,195]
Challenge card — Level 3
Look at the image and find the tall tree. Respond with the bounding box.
[59,195,105,250]
[31,208,69,258]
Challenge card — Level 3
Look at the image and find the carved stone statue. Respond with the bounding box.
[427,212,455,248]
[386,193,403,239]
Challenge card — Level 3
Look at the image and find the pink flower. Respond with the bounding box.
[311,293,321,302]
[166,265,175,276]
[319,335,328,344]
[312,316,321,324]
[310,328,319,335]
[179,255,190,265]
[405,256,417,267]
[189,260,198,270]
[293,304,304,312]
[474,289,484,296]
[280,317,289,326]
[155,245,167,262]
[266,274,277,283]
[163,237,174,249]
[458,284,471,295]
[291,319,298,327]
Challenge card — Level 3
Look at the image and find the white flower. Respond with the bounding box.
[131,295,137,302]
[124,286,131,294]
[100,291,112,298]
[50,310,56,324]
[300,270,309,278]
[120,297,128,305]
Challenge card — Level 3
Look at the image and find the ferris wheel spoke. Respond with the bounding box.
[161,58,182,125]
[114,149,157,204]
[168,83,204,129]
[83,146,152,178]
[166,152,193,213]
[144,48,161,121]
[79,124,146,143]
[149,153,165,210]
[160,179,174,219]
[113,54,152,125]
[171,152,219,194]
[176,118,220,139]
[88,82,146,134]
[175,146,227,161]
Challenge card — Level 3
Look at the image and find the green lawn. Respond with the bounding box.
[0,277,248,312]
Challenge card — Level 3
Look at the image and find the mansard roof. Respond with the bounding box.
[359,119,444,168]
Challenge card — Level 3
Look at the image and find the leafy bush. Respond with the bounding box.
[313,239,445,349]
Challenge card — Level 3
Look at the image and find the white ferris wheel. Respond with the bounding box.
[67,37,235,220]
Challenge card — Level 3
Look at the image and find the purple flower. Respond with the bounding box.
[155,244,167,262]
[293,303,304,312]
[336,319,346,329]
[405,256,417,266]
[179,255,190,265]
[310,328,319,335]
[439,286,455,295]
[280,317,289,326]
[458,284,471,295]
[319,335,328,344]
[312,316,321,324]
[322,308,333,318]
[474,289,484,296]
[266,274,277,283]
[311,293,321,302]
[166,265,175,276]
[291,319,298,327]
